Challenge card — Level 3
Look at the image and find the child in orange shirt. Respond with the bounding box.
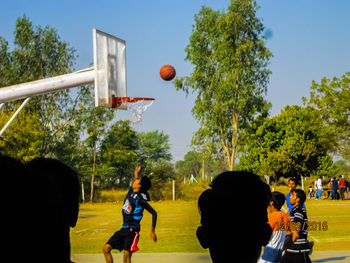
[259,191,291,263]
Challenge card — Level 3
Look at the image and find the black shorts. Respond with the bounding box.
[281,251,311,263]
[106,227,140,252]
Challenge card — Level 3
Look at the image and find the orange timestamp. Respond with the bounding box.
[275,221,328,231]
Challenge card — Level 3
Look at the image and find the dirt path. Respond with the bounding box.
[72,251,350,263]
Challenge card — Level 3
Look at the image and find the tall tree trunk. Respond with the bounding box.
[222,112,239,171]
[230,112,239,171]
[90,142,97,202]
[220,127,232,171]
[202,158,205,180]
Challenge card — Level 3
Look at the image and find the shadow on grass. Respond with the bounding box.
[78,214,96,218]
[313,256,348,262]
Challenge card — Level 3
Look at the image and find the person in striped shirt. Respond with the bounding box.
[281,189,311,263]
[259,191,291,263]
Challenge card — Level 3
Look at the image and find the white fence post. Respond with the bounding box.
[81,182,85,203]
[172,180,175,200]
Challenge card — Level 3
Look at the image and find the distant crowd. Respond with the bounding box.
[308,175,350,200]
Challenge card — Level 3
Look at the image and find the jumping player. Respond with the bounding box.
[103,166,157,263]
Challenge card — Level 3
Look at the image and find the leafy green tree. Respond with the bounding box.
[137,130,172,163]
[0,108,44,162]
[0,17,119,200]
[175,150,202,179]
[147,162,176,183]
[327,159,350,178]
[0,37,14,87]
[80,89,115,200]
[304,72,350,160]
[0,16,77,159]
[238,105,335,180]
[174,0,272,170]
[146,161,176,201]
[99,120,139,189]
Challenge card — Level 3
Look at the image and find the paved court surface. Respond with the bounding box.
[72,251,350,263]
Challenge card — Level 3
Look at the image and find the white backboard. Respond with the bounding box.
[93,29,127,109]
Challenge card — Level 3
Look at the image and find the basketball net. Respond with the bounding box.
[125,99,154,124]
[112,96,155,124]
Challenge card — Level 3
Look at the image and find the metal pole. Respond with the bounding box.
[0,67,94,104]
[0,97,31,137]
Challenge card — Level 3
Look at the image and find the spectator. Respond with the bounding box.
[281,189,311,263]
[314,180,319,199]
[338,175,346,200]
[332,176,339,200]
[197,171,272,263]
[308,186,315,199]
[286,178,305,214]
[346,177,350,200]
[2,154,28,261]
[327,177,333,199]
[258,191,291,263]
[2,155,80,263]
[316,177,323,199]
[25,158,80,263]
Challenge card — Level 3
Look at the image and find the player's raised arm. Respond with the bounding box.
[134,166,141,179]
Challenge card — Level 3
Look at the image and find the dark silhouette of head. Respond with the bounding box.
[2,154,27,258]
[24,157,80,263]
[140,176,152,193]
[197,171,272,263]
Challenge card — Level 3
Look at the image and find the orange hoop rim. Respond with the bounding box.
[111,96,155,108]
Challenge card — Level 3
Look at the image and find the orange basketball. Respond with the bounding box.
[160,64,176,81]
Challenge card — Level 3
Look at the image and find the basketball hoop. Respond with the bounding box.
[112,96,155,124]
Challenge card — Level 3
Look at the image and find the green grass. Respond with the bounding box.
[71,189,350,254]
[71,200,202,254]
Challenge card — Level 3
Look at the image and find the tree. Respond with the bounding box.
[78,86,115,200]
[99,120,139,189]
[0,108,44,162]
[147,162,176,183]
[0,37,14,87]
[238,105,334,180]
[175,150,202,178]
[0,16,77,160]
[174,0,272,170]
[304,72,350,160]
[137,130,172,164]
[144,161,176,201]
[327,160,350,178]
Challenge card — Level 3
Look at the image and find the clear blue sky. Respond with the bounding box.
[1,0,350,161]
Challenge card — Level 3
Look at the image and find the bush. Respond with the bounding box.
[98,189,128,202]
[175,181,210,201]
[148,181,173,201]
[97,181,211,202]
